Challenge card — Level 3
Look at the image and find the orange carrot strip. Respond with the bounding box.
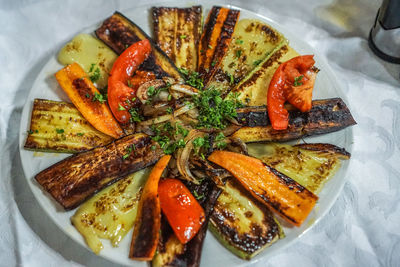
[55,63,124,139]
[208,151,318,226]
[129,155,171,260]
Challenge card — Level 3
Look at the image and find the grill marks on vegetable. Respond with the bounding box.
[198,7,240,84]
[153,6,202,71]
[95,12,183,81]
[35,134,162,209]
[233,98,357,142]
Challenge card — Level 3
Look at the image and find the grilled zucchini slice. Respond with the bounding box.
[231,44,298,105]
[207,19,286,96]
[198,6,240,84]
[232,98,357,142]
[71,168,150,254]
[24,99,113,153]
[35,133,163,210]
[58,33,117,90]
[249,143,350,194]
[95,12,183,81]
[153,6,202,71]
[209,179,283,260]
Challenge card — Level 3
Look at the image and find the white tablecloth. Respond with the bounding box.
[1,0,399,266]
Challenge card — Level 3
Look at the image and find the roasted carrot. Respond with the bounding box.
[208,151,318,226]
[55,63,124,139]
[158,178,205,244]
[198,7,240,84]
[129,155,171,260]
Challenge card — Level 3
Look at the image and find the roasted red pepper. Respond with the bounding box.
[267,55,317,130]
[158,178,205,244]
[108,39,152,124]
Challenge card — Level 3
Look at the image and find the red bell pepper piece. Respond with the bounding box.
[158,178,205,244]
[267,55,317,130]
[108,39,152,124]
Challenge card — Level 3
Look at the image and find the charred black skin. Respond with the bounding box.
[95,12,183,80]
[35,134,163,210]
[210,179,281,255]
[234,98,357,142]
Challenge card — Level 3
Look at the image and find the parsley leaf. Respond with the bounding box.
[236,49,242,58]
[129,107,143,122]
[192,88,243,129]
[179,68,204,89]
[55,128,64,134]
[118,104,126,111]
[89,65,101,83]
[235,39,244,44]
[180,35,187,39]
[293,75,304,86]
[92,92,106,103]
[253,59,262,66]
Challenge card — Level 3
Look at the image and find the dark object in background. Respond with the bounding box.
[369,0,400,64]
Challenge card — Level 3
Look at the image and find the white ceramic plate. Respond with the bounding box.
[18,2,353,266]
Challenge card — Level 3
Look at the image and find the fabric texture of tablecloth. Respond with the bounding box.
[1,0,399,266]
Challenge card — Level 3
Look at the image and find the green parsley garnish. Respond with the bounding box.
[127,80,133,88]
[211,61,216,67]
[55,128,64,134]
[123,144,137,160]
[215,132,227,149]
[167,94,172,101]
[129,107,143,122]
[89,65,101,83]
[85,93,91,98]
[180,35,187,39]
[293,75,304,86]
[193,190,205,200]
[147,86,156,96]
[179,68,204,89]
[118,104,126,111]
[226,72,234,85]
[253,59,262,66]
[27,130,33,135]
[77,133,84,136]
[235,39,244,44]
[92,92,106,103]
[208,45,213,49]
[192,88,243,129]
[166,107,173,114]
[150,122,189,155]
[236,49,242,58]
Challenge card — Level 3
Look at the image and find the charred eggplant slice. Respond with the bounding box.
[153,6,202,71]
[24,99,113,153]
[35,133,163,210]
[152,179,221,267]
[95,12,183,81]
[232,98,356,142]
[198,6,240,84]
[209,179,283,260]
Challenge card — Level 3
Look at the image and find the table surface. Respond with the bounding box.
[1,0,399,266]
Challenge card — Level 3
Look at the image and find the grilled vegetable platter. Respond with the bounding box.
[19,3,356,267]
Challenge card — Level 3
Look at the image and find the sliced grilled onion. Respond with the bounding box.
[173,104,197,117]
[142,102,170,117]
[138,114,173,126]
[136,79,166,104]
[170,84,199,96]
[176,130,206,184]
